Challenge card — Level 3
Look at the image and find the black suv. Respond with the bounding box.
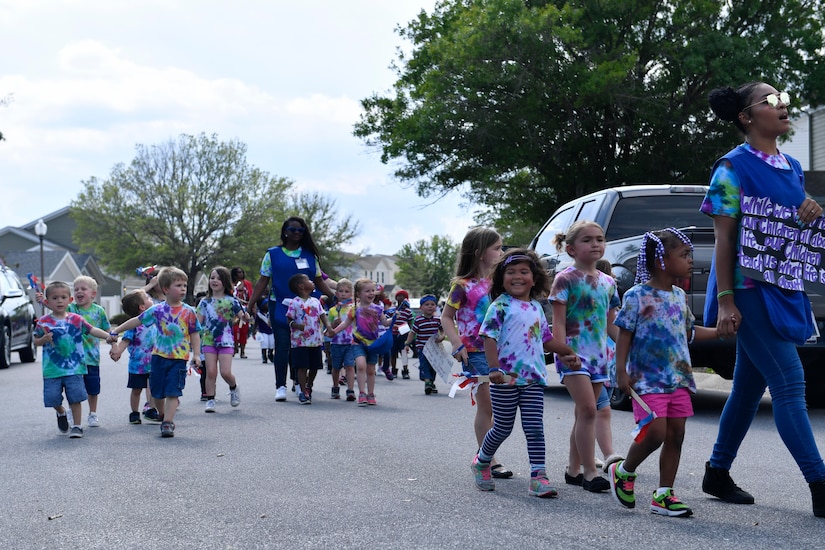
[0,265,37,368]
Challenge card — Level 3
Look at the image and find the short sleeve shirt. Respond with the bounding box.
[445,278,492,353]
[123,324,157,375]
[411,315,442,352]
[349,303,384,346]
[35,313,94,378]
[614,284,696,395]
[198,296,243,348]
[67,303,110,366]
[286,296,325,348]
[138,302,201,360]
[259,248,322,299]
[479,293,553,386]
[328,300,354,345]
[549,267,616,376]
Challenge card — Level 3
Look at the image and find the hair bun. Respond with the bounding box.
[708,86,741,122]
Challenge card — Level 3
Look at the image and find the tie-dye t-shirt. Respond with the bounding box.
[67,303,110,367]
[197,296,243,348]
[348,303,385,346]
[549,266,617,378]
[35,313,94,378]
[328,300,354,345]
[287,296,326,348]
[138,302,201,360]
[479,293,554,386]
[614,284,696,395]
[699,146,759,290]
[445,278,492,352]
[123,324,157,375]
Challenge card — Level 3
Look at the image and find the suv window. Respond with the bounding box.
[575,197,603,224]
[0,270,12,295]
[534,205,576,257]
[606,195,707,241]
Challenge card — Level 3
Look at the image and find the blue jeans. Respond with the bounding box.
[710,288,825,483]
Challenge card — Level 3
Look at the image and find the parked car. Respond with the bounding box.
[529,184,825,408]
[0,264,37,368]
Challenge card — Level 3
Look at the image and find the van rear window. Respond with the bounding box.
[606,195,708,241]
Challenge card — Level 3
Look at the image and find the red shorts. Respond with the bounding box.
[632,387,693,423]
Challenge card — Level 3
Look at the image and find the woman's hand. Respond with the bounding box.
[798,198,823,224]
[716,301,741,339]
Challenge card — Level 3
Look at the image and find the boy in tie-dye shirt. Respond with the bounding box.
[286,274,331,404]
[35,281,114,438]
[113,267,201,438]
[110,289,160,425]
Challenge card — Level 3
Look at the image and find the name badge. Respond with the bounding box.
[295,258,309,270]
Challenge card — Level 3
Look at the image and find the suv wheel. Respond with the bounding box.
[0,325,11,369]
[19,330,36,363]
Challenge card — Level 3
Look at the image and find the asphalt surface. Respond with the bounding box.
[2,340,824,549]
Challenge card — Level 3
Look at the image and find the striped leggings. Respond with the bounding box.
[480,384,545,470]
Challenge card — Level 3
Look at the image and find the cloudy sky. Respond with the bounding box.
[0,0,482,255]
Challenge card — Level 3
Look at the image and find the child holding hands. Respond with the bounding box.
[404,294,442,394]
[112,267,201,438]
[197,266,248,413]
[609,228,719,517]
[287,273,331,404]
[35,281,115,438]
[473,249,580,497]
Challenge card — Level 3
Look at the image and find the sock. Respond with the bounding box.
[655,487,672,497]
[477,450,492,463]
[530,465,546,477]
[72,425,81,429]
[206,395,215,400]
[618,462,634,476]
[229,385,236,391]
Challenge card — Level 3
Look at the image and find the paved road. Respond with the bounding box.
[1,341,824,549]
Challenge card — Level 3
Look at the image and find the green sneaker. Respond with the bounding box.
[650,489,693,517]
[608,461,637,509]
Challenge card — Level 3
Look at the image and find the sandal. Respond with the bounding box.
[491,464,514,479]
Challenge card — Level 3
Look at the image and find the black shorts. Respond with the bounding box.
[290,346,323,370]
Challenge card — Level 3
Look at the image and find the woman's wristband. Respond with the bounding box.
[451,344,465,357]
[717,289,734,299]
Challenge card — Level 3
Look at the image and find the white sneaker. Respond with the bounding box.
[229,387,240,407]
[87,412,100,427]
[275,386,287,402]
[204,399,216,413]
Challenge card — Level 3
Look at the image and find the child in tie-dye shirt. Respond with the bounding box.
[197,266,248,414]
[35,281,113,438]
[328,278,391,406]
[287,273,330,405]
[549,221,619,494]
[110,289,160,424]
[113,267,201,438]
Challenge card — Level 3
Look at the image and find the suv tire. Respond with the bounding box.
[0,325,11,369]
[19,330,36,363]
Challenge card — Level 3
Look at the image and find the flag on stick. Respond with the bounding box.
[629,389,657,443]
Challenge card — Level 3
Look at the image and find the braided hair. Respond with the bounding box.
[635,228,694,284]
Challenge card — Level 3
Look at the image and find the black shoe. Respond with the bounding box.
[56,413,69,434]
[143,408,161,423]
[129,411,142,424]
[402,369,410,380]
[582,475,609,492]
[262,351,268,363]
[810,479,825,517]
[564,471,584,486]
[490,464,513,479]
[702,461,755,504]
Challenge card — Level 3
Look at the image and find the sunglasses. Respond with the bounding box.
[285,227,306,233]
[744,91,790,111]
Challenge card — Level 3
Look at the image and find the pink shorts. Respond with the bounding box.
[202,346,233,355]
[632,387,694,423]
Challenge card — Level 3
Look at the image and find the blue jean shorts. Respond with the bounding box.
[84,365,101,395]
[596,385,609,410]
[330,344,355,370]
[44,374,87,407]
[463,351,490,376]
[127,372,150,389]
[352,342,379,365]
[149,356,187,399]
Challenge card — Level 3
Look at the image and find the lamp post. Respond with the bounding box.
[34,219,47,315]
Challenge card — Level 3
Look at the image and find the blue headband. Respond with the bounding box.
[420,295,437,305]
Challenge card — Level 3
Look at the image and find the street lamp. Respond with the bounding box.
[34,218,47,315]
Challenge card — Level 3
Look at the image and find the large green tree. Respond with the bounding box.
[72,133,359,301]
[355,0,825,245]
[394,235,458,299]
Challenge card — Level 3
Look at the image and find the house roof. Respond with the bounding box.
[1,250,78,281]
